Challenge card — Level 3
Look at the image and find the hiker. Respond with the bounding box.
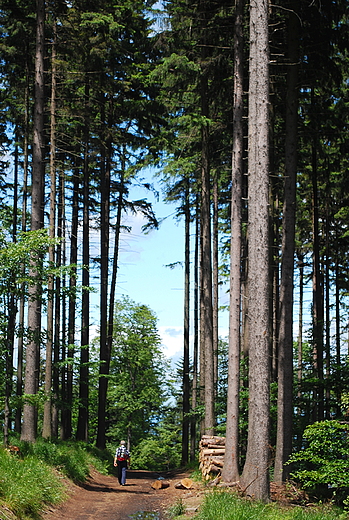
[114,440,130,486]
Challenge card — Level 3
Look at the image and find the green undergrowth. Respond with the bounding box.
[194,490,346,520]
[0,438,113,519]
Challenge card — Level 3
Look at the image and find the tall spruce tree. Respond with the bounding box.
[241,0,270,500]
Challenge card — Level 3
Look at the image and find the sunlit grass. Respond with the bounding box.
[0,447,65,519]
[195,489,345,520]
[16,438,111,482]
[0,438,113,519]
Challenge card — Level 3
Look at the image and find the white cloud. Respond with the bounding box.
[159,325,184,358]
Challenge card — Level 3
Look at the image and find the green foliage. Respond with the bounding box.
[107,296,171,447]
[0,447,65,519]
[130,436,181,471]
[196,490,343,520]
[288,420,349,502]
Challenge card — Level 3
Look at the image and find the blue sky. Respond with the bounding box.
[89,170,230,365]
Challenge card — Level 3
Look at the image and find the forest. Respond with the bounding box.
[0,0,349,506]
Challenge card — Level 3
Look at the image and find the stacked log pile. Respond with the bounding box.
[199,435,225,479]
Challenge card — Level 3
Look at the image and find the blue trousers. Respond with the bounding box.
[117,460,128,485]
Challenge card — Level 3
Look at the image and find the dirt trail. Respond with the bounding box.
[43,468,204,520]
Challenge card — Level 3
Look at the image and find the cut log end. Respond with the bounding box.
[174,478,193,489]
[151,480,170,490]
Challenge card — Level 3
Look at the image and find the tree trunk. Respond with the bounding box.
[21,0,45,442]
[4,137,20,444]
[274,4,299,483]
[297,254,304,417]
[241,0,270,500]
[222,0,244,483]
[212,174,219,395]
[15,67,30,433]
[311,89,324,422]
[182,182,190,465]
[62,168,79,440]
[324,193,330,419]
[96,94,111,450]
[190,197,200,461]
[76,78,90,442]
[200,69,214,436]
[60,170,67,439]
[43,21,57,439]
[52,172,63,437]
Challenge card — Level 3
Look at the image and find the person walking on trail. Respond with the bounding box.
[114,440,130,486]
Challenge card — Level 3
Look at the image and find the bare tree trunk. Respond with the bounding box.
[190,198,200,461]
[60,172,67,439]
[324,190,331,419]
[63,169,79,440]
[5,151,18,442]
[43,20,57,439]
[21,0,45,442]
[222,0,244,483]
[96,95,111,450]
[297,254,304,416]
[274,4,299,483]
[76,78,90,442]
[311,91,324,422]
[200,70,214,436]
[212,174,219,395]
[182,182,190,465]
[335,254,341,416]
[15,63,30,434]
[241,0,270,500]
[4,136,20,444]
[52,173,63,437]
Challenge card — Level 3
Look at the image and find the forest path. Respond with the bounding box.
[43,468,203,520]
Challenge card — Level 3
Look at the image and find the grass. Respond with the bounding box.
[167,498,186,518]
[195,489,347,520]
[16,438,112,482]
[0,447,66,519]
[0,437,114,519]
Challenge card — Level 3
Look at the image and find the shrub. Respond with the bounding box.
[131,438,180,471]
[288,420,349,502]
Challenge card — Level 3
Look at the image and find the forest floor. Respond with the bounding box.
[43,467,205,520]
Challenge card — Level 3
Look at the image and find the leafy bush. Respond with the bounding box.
[131,438,181,471]
[288,420,349,502]
[0,447,65,519]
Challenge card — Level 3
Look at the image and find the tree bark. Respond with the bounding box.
[311,88,324,422]
[241,0,270,500]
[76,78,90,442]
[43,20,57,439]
[212,174,219,394]
[96,94,111,450]
[21,0,45,442]
[62,168,79,440]
[222,0,244,483]
[182,182,190,465]
[15,65,29,434]
[200,68,214,436]
[190,197,200,461]
[274,4,299,483]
